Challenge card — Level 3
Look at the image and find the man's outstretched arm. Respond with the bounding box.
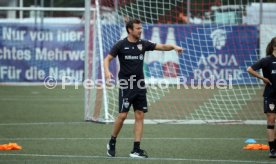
[155,44,183,53]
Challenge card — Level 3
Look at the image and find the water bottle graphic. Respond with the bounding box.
[144,27,164,78]
[163,27,180,78]
[120,26,128,39]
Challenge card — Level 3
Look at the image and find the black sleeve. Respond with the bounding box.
[109,40,122,57]
[251,58,265,71]
[143,40,156,51]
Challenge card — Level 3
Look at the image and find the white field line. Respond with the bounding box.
[0,120,267,126]
[0,122,86,126]
[0,153,274,164]
[0,97,81,101]
[0,137,266,141]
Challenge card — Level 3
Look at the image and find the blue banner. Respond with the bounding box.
[101,24,259,85]
[0,23,258,84]
[141,25,259,84]
[0,23,84,82]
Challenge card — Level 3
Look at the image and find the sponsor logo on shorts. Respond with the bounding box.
[269,103,275,111]
[123,98,130,108]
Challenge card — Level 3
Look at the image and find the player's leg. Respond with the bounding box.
[107,89,132,157]
[134,110,144,145]
[274,116,276,155]
[129,93,148,158]
[264,97,276,158]
[112,112,128,137]
[107,112,128,157]
[266,113,276,158]
[273,100,276,157]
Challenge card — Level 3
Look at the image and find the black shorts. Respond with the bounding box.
[118,88,148,113]
[264,97,276,113]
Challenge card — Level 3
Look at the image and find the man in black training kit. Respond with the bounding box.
[104,19,183,158]
[247,37,276,158]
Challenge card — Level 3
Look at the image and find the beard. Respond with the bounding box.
[134,33,141,40]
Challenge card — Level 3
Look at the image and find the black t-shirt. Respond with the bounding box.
[251,55,276,98]
[109,37,156,89]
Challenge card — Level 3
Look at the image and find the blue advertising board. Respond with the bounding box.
[139,24,259,84]
[0,23,84,82]
[0,23,258,84]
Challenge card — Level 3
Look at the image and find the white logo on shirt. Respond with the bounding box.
[137,44,143,51]
[124,47,129,49]
[125,55,139,60]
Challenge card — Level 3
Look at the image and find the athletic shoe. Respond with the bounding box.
[107,142,116,157]
[129,149,148,158]
[269,149,276,158]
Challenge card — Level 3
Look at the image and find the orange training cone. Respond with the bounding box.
[0,143,22,150]
[243,144,269,150]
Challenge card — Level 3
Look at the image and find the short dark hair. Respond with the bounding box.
[125,19,141,34]
[266,37,276,56]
